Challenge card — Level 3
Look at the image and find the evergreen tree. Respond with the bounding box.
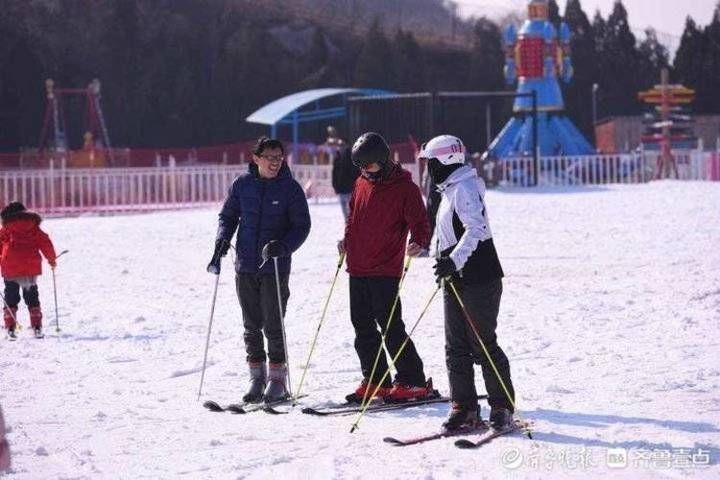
[394,30,426,92]
[353,19,396,89]
[102,0,142,148]
[548,0,562,30]
[467,18,505,91]
[636,28,670,89]
[700,5,720,113]
[562,0,597,138]
[674,17,705,89]
[597,1,641,116]
[301,27,331,89]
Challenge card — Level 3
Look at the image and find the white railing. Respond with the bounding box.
[0,162,242,214]
[500,151,720,187]
[13,150,713,215]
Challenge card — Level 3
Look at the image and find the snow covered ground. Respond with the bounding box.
[1,180,719,479]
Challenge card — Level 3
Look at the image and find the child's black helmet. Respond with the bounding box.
[0,201,26,222]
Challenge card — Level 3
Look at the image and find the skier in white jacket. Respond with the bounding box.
[419,135,516,432]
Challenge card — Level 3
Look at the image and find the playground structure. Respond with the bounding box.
[39,78,113,167]
[486,0,593,158]
[638,68,697,179]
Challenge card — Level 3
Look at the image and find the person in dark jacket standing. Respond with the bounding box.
[212,137,311,403]
[339,132,434,403]
[420,135,515,431]
[331,141,359,222]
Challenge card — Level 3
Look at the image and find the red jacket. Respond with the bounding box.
[344,165,430,277]
[0,211,57,278]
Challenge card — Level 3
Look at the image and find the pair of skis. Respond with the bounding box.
[203,393,457,416]
[384,419,529,449]
[203,393,529,448]
[203,395,307,414]
[300,394,468,416]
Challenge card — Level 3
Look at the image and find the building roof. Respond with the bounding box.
[246,88,389,126]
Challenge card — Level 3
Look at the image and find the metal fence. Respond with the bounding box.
[1,152,716,215]
[0,162,240,214]
[499,151,720,187]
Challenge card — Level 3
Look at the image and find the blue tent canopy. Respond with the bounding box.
[246,88,390,161]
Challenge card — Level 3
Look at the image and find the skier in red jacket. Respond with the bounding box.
[339,132,434,403]
[0,202,57,340]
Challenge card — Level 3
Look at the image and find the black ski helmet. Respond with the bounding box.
[351,132,390,168]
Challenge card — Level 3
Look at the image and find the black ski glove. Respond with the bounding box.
[433,256,456,284]
[207,239,230,275]
[215,238,231,257]
[262,240,287,261]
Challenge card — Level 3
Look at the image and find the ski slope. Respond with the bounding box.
[1,180,719,479]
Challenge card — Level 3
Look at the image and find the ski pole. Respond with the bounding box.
[293,252,345,405]
[273,256,293,397]
[51,268,60,333]
[350,283,441,433]
[447,279,532,438]
[358,256,413,410]
[0,291,18,330]
[198,247,225,401]
[51,250,69,333]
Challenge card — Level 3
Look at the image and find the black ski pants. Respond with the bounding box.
[349,276,426,387]
[444,278,515,411]
[235,272,290,364]
[4,280,40,309]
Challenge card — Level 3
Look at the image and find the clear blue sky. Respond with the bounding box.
[456,0,718,52]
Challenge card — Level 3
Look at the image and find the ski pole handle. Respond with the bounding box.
[207,253,222,275]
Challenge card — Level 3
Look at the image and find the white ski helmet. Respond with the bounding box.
[418,135,466,165]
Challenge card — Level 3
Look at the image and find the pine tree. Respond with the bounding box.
[700,4,720,113]
[637,28,670,90]
[467,18,505,91]
[394,30,426,92]
[353,19,396,89]
[597,1,641,116]
[674,17,704,88]
[300,27,332,90]
[562,0,597,138]
[548,0,562,30]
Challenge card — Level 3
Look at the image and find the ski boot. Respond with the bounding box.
[3,307,17,341]
[442,402,482,432]
[386,378,436,403]
[344,378,392,404]
[6,327,17,341]
[263,363,289,403]
[241,361,266,403]
[29,306,44,339]
[489,407,514,430]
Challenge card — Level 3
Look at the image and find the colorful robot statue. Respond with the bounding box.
[487,0,593,158]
